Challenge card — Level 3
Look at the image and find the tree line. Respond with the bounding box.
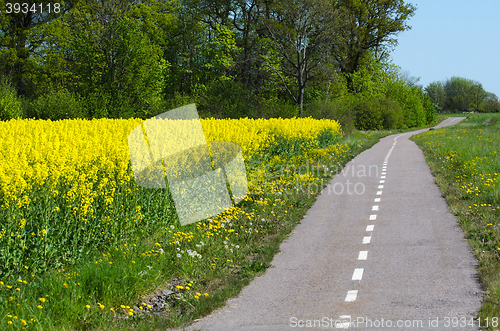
[425,77,500,113]
[0,0,437,130]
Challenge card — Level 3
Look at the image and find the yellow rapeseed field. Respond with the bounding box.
[0,117,342,275]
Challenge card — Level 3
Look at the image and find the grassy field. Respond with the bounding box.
[0,116,403,330]
[412,113,500,330]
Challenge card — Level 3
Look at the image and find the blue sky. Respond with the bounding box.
[390,0,500,96]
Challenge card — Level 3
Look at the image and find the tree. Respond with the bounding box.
[332,0,416,92]
[262,0,336,114]
[425,81,446,111]
[468,81,488,111]
[444,76,475,112]
[0,0,76,97]
[65,1,168,118]
[480,93,500,113]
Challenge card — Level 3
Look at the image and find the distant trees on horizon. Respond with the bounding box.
[425,77,500,113]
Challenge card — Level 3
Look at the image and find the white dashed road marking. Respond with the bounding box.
[363,236,371,244]
[352,268,364,281]
[372,205,379,211]
[358,251,368,260]
[345,290,358,302]
[369,214,377,220]
[335,315,352,329]
[374,198,380,202]
[366,225,374,232]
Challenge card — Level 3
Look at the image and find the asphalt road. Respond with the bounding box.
[174,117,483,331]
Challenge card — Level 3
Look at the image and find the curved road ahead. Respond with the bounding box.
[175,117,482,331]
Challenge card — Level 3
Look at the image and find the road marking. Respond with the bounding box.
[369,214,377,220]
[352,268,364,280]
[335,316,351,329]
[372,205,379,211]
[374,198,381,202]
[363,236,371,244]
[378,185,384,189]
[345,290,358,302]
[382,172,386,175]
[366,225,374,231]
[376,191,382,195]
[381,175,386,179]
[384,133,406,163]
[358,251,368,260]
[379,180,385,183]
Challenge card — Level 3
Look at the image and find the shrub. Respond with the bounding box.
[28,90,86,120]
[196,80,254,118]
[259,99,299,119]
[420,91,436,124]
[353,96,383,131]
[0,76,22,121]
[83,91,110,119]
[303,98,355,133]
[379,96,404,129]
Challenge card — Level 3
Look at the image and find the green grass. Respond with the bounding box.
[412,113,500,330]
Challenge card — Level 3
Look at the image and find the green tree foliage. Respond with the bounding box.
[27,89,85,120]
[424,81,446,111]
[0,0,76,96]
[444,76,474,112]
[0,75,22,120]
[261,0,336,114]
[1,0,431,126]
[425,77,497,113]
[481,93,500,113]
[332,0,416,91]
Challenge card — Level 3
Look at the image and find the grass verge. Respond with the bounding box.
[412,113,500,330]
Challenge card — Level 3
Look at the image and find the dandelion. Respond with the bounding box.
[39,298,46,303]
[37,305,43,309]
[85,305,90,309]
